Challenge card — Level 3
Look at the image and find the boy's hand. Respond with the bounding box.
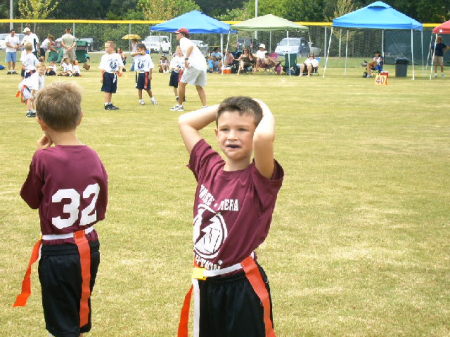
[37,135,53,150]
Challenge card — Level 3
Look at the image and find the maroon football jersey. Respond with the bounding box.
[188,139,283,270]
[21,145,108,244]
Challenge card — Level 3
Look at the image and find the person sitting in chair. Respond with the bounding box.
[300,55,319,76]
[363,51,383,78]
[237,48,255,75]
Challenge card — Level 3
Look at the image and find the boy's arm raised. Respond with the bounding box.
[178,105,219,154]
[253,99,275,179]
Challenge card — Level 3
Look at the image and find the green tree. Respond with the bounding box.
[51,0,111,19]
[18,0,59,19]
[195,0,247,17]
[138,0,199,20]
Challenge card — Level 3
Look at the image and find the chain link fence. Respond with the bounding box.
[1,21,442,67]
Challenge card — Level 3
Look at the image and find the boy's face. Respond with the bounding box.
[105,43,114,53]
[215,110,256,165]
[38,67,46,75]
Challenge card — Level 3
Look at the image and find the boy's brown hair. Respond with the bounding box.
[24,43,33,52]
[36,82,82,131]
[217,96,263,126]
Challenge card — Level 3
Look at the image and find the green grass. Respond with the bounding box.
[0,55,449,337]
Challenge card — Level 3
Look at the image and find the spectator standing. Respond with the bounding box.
[61,28,77,62]
[170,28,207,112]
[5,29,20,74]
[40,34,56,61]
[433,36,449,78]
[22,27,40,58]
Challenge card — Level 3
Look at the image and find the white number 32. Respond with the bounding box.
[51,183,100,229]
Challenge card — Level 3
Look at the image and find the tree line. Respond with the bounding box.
[1,0,449,23]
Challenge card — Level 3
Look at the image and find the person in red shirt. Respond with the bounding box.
[15,82,108,337]
[178,97,284,337]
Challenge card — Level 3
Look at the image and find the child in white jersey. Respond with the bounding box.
[133,43,157,105]
[99,40,124,110]
[21,43,39,78]
[17,63,46,117]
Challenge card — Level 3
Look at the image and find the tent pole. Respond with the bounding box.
[421,30,424,71]
[345,30,348,75]
[323,27,333,78]
[411,29,415,80]
[324,27,327,57]
[287,30,290,76]
[430,34,437,80]
[381,30,384,57]
[220,34,224,75]
[270,31,272,52]
[426,31,433,70]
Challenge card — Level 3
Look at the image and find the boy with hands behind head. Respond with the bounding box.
[177,97,284,337]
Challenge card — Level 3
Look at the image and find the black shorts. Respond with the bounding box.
[101,72,118,93]
[38,241,100,337]
[169,71,180,88]
[196,265,273,337]
[136,72,151,90]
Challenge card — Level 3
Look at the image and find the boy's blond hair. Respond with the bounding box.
[105,40,116,48]
[24,43,33,52]
[36,82,82,131]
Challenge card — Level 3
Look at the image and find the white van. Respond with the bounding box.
[144,35,171,53]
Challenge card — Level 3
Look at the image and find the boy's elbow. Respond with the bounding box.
[253,130,275,145]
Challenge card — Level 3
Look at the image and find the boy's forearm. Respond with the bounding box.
[178,104,219,131]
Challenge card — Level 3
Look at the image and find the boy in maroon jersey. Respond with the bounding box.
[178,97,284,337]
[14,82,108,337]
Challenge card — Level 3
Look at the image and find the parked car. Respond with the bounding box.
[143,35,171,53]
[275,37,321,57]
[191,40,209,56]
[0,33,25,49]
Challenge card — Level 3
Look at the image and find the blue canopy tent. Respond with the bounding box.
[151,10,234,73]
[323,1,423,79]
[151,10,233,34]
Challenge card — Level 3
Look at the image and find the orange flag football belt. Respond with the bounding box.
[13,230,92,327]
[178,256,276,337]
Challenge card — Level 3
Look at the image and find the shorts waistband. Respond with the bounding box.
[195,252,255,279]
[42,226,95,241]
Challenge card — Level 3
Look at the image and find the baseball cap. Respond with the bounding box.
[23,27,31,33]
[259,43,266,49]
[176,28,190,35]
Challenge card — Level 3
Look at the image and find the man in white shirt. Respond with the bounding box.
[5,29,20,74]
[255,43,267,71]
[170,28,207,112]
[22,27,40,58]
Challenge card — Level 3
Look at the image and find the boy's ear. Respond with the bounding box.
[37,116,48,130]
[77,111,84,126]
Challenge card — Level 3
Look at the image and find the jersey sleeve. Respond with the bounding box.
[188,139,222,182]
[250,160,284,208]
[20,152,44,209]
[148,56,154,69]
[99,55,106,70]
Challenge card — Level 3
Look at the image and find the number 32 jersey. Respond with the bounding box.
[21,145,108,242]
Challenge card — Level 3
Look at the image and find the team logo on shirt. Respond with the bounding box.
[137,60,145,71]
[109,60,118,71]
[193,203,228,260]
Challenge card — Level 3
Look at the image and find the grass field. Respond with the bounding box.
[0,54,449,337]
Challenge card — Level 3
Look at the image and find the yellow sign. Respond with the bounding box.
[375,74,388,86]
